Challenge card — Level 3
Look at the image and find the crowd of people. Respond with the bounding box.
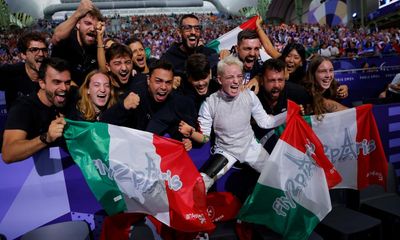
[1,8,400,65]
[0,0,399,238]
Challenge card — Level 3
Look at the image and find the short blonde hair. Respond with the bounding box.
[217,55,243,76]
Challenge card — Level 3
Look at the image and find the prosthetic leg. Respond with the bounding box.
[200,153,237,192]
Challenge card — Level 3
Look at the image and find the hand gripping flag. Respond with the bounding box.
[63,120,215,232]
[238,101,342,240]
[206,15,271,61]
[304,104,388,190]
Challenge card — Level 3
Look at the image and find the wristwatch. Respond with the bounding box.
[39,132,50,145]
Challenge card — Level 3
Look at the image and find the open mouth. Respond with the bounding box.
[187,36,198,46]
[135,56,145,66]
[55,91,66,103]
[95,94,108,105]
[155,92,168,102]
[286,64,295,73]
[118,71,130,82]
[86,32,96,42]
[270,88,280,97]
[196,85,208,95]
[321,79,331,88]
[244,57,255,69]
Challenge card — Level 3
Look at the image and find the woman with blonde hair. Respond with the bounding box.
[74,70,118,121]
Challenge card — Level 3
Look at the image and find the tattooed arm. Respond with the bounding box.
[323,98,348,113]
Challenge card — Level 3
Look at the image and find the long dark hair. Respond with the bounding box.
[304,56,338,116]
[279,43,307,84]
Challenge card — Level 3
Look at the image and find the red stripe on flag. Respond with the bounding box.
[355,104,388,189]
[239,16,258,30]
[281,101,342,188]
[152,135,215,232]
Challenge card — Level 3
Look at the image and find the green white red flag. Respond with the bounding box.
[206,16,271,60]
[64,120,215,232]
[304,104,388,189]
[238,101,342,240]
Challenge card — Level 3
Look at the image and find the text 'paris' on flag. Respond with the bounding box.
[238,101,342,240]
[63,120,215,232]
[304,104,388,190]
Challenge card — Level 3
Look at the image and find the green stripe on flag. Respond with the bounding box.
[275,115,312,137]
[206,39,220,53]
[64,119,127,215]
[238,183,319,240]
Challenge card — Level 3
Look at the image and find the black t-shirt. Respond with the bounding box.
[254,81,312,153]
[102,79,197,140]
[5,94,61,146]
[51,29,98,86]
[243,59,263,85]
[161,43,219,81]
[0,62,39,110]
[5,89,77,145]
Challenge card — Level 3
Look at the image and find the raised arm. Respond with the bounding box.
[250,90,286,128]
[52,0,95,45]
[255,15,281,59]
[96,21,107,72]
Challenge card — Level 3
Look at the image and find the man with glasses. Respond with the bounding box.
[0,31,48,110]
[51,0,104,86]
[162,14,218,88]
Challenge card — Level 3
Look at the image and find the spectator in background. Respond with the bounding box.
[329,40,340,58]
[318,41,331,58]
[345,41,358,58]
[51,0,104,86]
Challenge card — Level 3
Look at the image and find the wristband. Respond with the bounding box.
[39,132,50,145]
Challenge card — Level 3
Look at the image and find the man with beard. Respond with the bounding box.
[254,58,311,152]
[2,58,74,164]
[235,30,264,88]
[0,31,48,110]
[51,0,103,86]
[162,14,218,88]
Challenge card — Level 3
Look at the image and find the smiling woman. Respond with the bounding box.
[303,56,348,117]
[74,70,119,121]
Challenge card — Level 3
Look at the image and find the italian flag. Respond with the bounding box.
[206,16,271,60]
[304,104,388,189]
[238,101,342,240]
[64,120,215,232]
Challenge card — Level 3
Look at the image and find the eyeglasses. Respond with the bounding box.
[181,24,202,32]
[27,47,48,54]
